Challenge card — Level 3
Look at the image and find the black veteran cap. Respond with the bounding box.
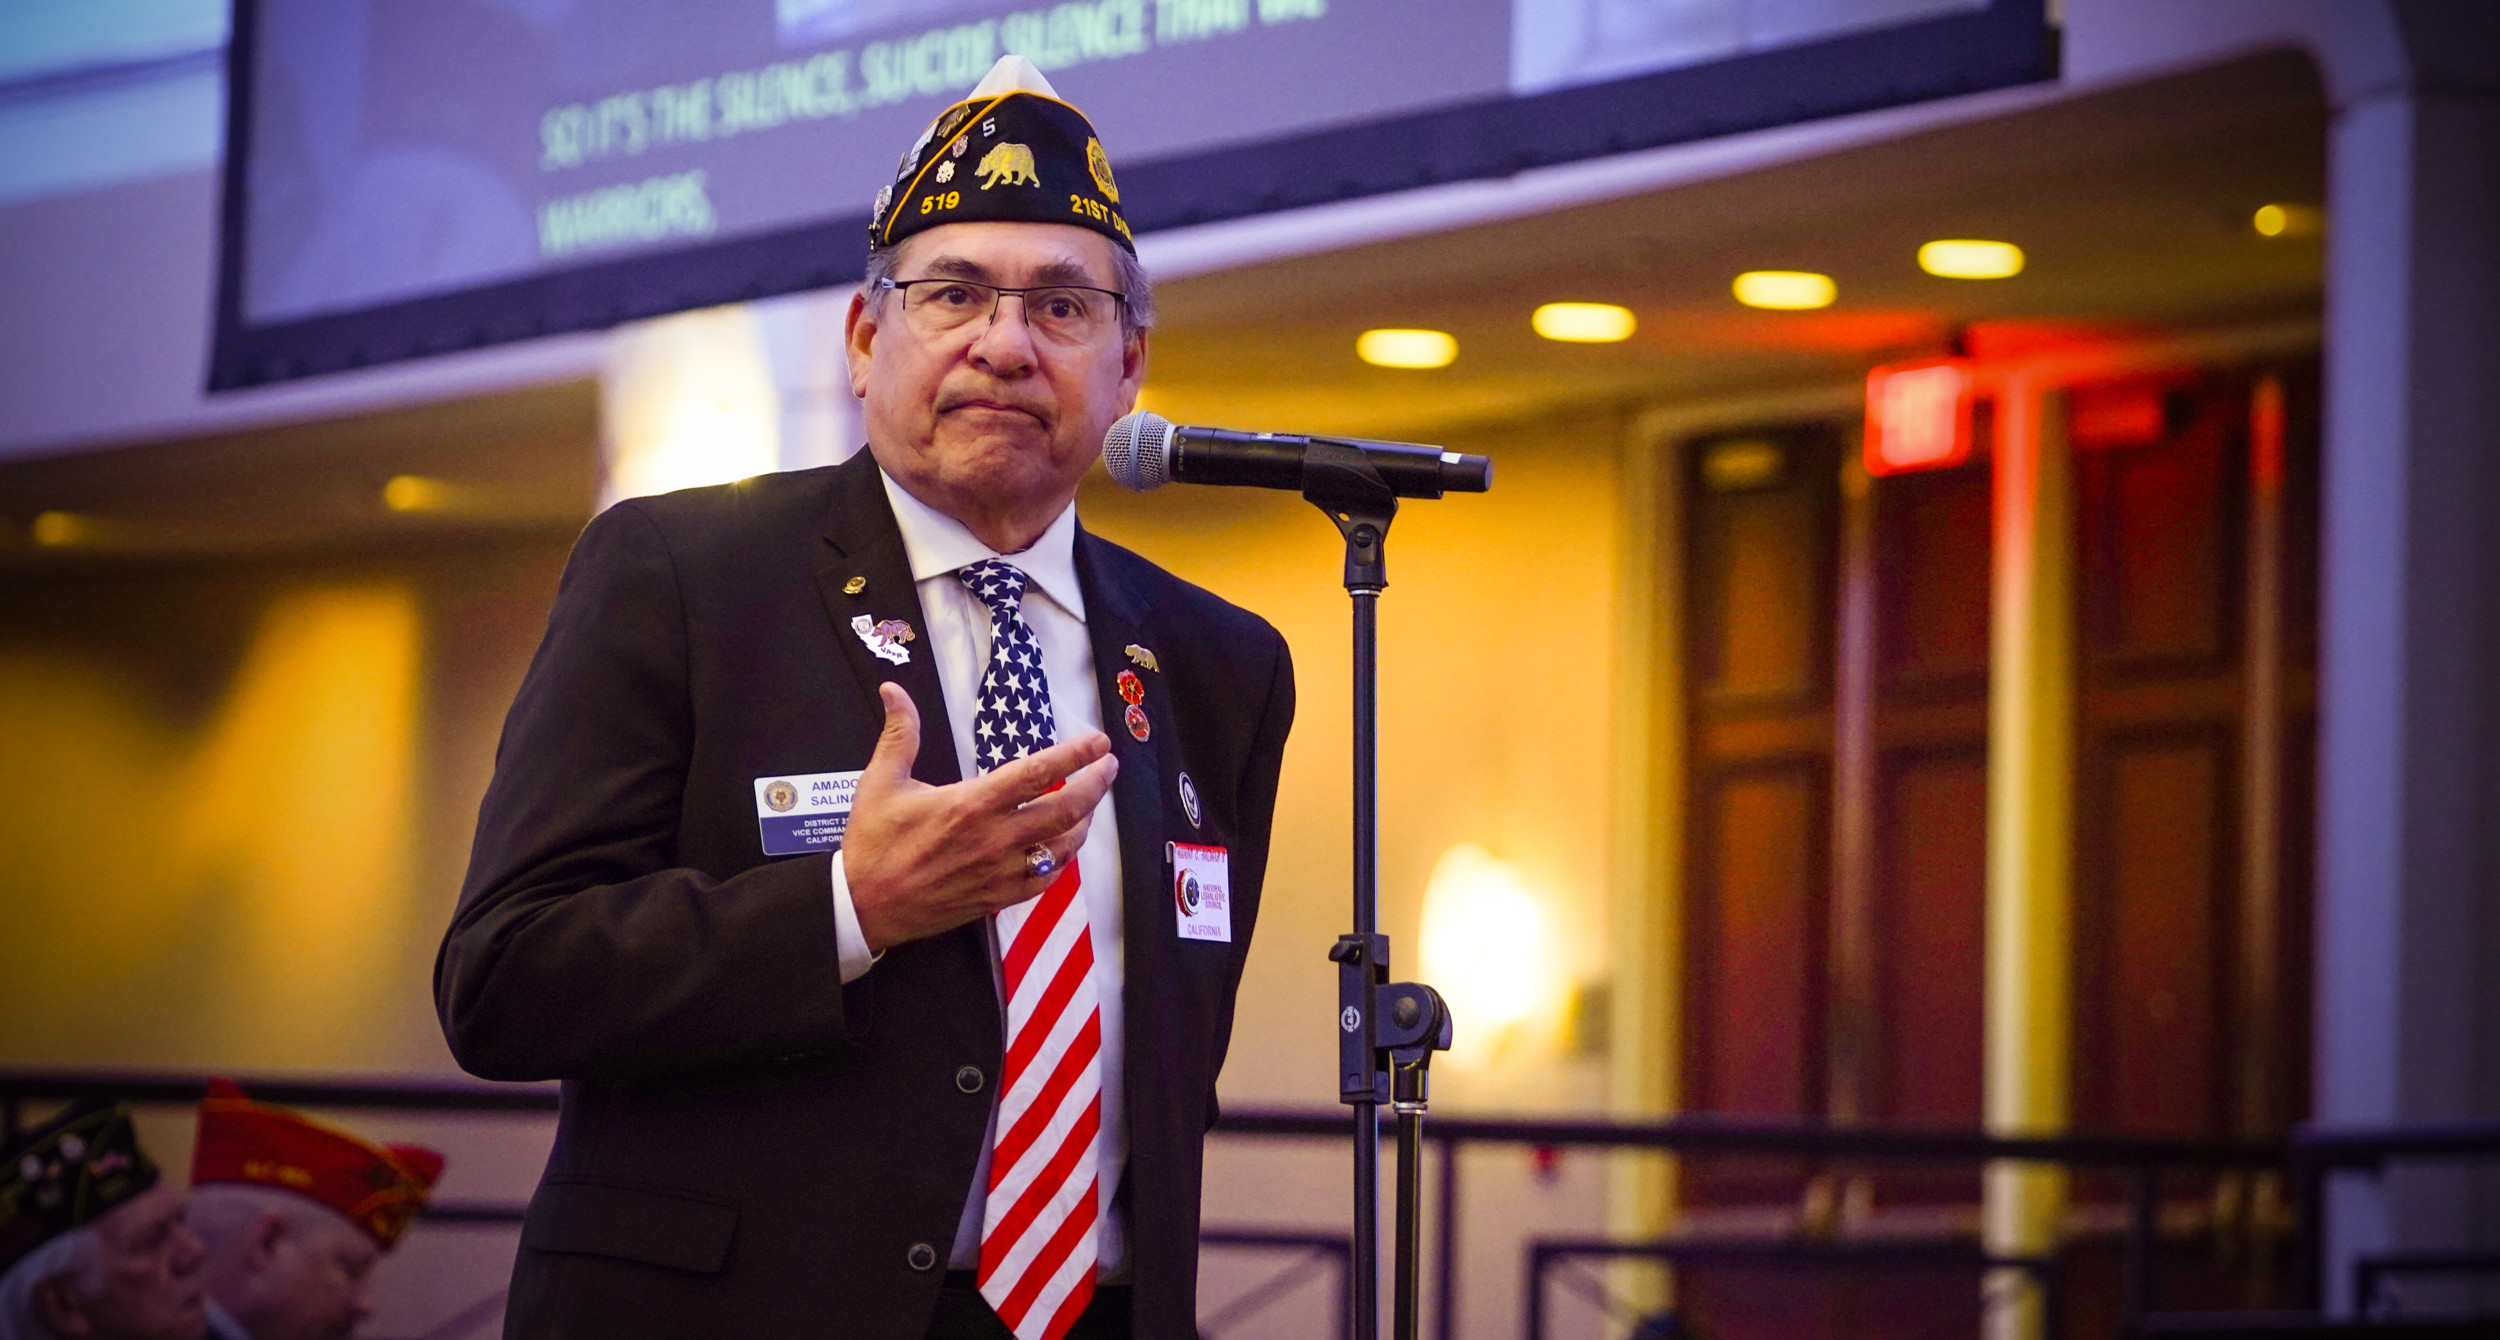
[1,1101,161,1275]
[871,55,1133,255]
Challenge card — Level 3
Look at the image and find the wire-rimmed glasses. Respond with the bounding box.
[878,278,1128,346]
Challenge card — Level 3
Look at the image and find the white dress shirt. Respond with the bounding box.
[827,468,1128,1278]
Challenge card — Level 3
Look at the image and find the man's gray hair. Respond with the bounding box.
[0,1226,102,1340]
[186,1184,358,1257]
[861,237,1156,335]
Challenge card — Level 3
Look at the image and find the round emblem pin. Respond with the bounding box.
[764,780,798,813]
[1124,703,1151,743]
[1086,136,1121,204]
[1116,669,1145,705]
[1177,772,1202,828]
[1177,871,1202,914]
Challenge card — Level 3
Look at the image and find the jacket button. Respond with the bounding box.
[955,1065,985,1094]
[908,1242,938,1272]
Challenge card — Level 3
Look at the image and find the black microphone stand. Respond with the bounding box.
[1300,442,1457,1340]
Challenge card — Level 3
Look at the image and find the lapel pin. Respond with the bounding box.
[851,614,916,665]
[1125,644,1159,672]
[1116,669,1145,706]
[1177,772,1202,828]
[1123,703,1151,743]
[843,575,867,595]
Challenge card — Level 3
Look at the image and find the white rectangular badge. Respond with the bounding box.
[754,771,862,856]
[1172,842,1232,942]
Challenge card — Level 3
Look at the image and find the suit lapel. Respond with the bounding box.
[1074,530,1166,977]
[815,451,962,787]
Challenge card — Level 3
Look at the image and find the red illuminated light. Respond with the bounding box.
[1865,360,1973,476]
[2067,382,2167,450]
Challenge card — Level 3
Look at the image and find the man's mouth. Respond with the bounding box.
[939,395,1046,423]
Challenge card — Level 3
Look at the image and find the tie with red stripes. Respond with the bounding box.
[957,560,1102,1340]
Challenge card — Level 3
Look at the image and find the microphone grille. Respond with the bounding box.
[1101,411,1173,491]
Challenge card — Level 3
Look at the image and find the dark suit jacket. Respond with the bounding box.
[436,449,1294,1338]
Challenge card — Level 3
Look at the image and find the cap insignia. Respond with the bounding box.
[977,142,1038,189]
[1086,138,1119,204]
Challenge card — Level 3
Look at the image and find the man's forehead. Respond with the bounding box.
[101,1183,177,1243]
[896,224,1117,285]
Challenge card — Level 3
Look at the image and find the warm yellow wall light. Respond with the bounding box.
[602,305,781,507]
[1419,843,1552,1065]
[1356,328,1458,369]
[30,511,92,546]
[2252,203,2323,238]
[1532,302,1637,343]
[382,475,447,513]
[1732,270,1836,310]
[1918,238,2025,279]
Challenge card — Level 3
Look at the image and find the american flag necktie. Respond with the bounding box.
[957,559,1102,1340]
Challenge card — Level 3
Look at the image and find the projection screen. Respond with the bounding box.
[209,0,2052,389]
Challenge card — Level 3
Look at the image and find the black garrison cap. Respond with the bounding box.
[871,55,1133,255]
[1,1101,161,1275]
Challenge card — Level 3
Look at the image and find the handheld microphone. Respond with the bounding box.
[1101,411,1492,499]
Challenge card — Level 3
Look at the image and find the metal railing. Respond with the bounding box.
[1216,1108,2292,1339]
[7,1071,2499,1339]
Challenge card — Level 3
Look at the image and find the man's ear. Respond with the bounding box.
[1121,328,1149,400]
[32,1273,94,1336]
[249,1209,290,1266]
[844,287,876,402]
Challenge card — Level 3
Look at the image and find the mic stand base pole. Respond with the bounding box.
[1394,1107,1421,1340]
[1310,448,1454,1340]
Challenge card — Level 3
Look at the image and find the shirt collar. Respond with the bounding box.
[205,1301,256,1340]
[880,467,1086,622]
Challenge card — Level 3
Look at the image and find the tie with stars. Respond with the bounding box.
[955,559,1104,1340]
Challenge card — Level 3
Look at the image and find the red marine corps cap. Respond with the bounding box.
[190,1079,444,1250]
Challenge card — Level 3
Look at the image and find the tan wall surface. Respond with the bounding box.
[0,536,575,1073]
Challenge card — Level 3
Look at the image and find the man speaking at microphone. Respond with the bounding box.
[437,54,1294,1340]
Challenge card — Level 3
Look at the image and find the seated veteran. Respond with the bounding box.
[184,1081,442,1340]
[0,1102,205,1340]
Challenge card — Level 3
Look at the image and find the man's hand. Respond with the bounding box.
[845,682,1118,952]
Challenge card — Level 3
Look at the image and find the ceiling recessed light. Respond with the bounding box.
[1732,271,1836,310]
[1918,239,2025,279]
[2252,203,2323,238]
[1532,302,1636,343]
[1357,328,1457,369]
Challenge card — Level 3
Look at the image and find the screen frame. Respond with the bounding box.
[208,0,2054,391]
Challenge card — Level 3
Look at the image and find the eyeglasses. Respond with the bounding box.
[878,278,1128,346]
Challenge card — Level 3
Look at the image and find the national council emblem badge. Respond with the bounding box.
[1085,137,1119,204]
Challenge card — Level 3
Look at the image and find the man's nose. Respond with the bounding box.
[968,293,1038,373]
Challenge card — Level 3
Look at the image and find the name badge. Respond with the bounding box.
[1171,842,1231,943]
[754,771,862,856]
